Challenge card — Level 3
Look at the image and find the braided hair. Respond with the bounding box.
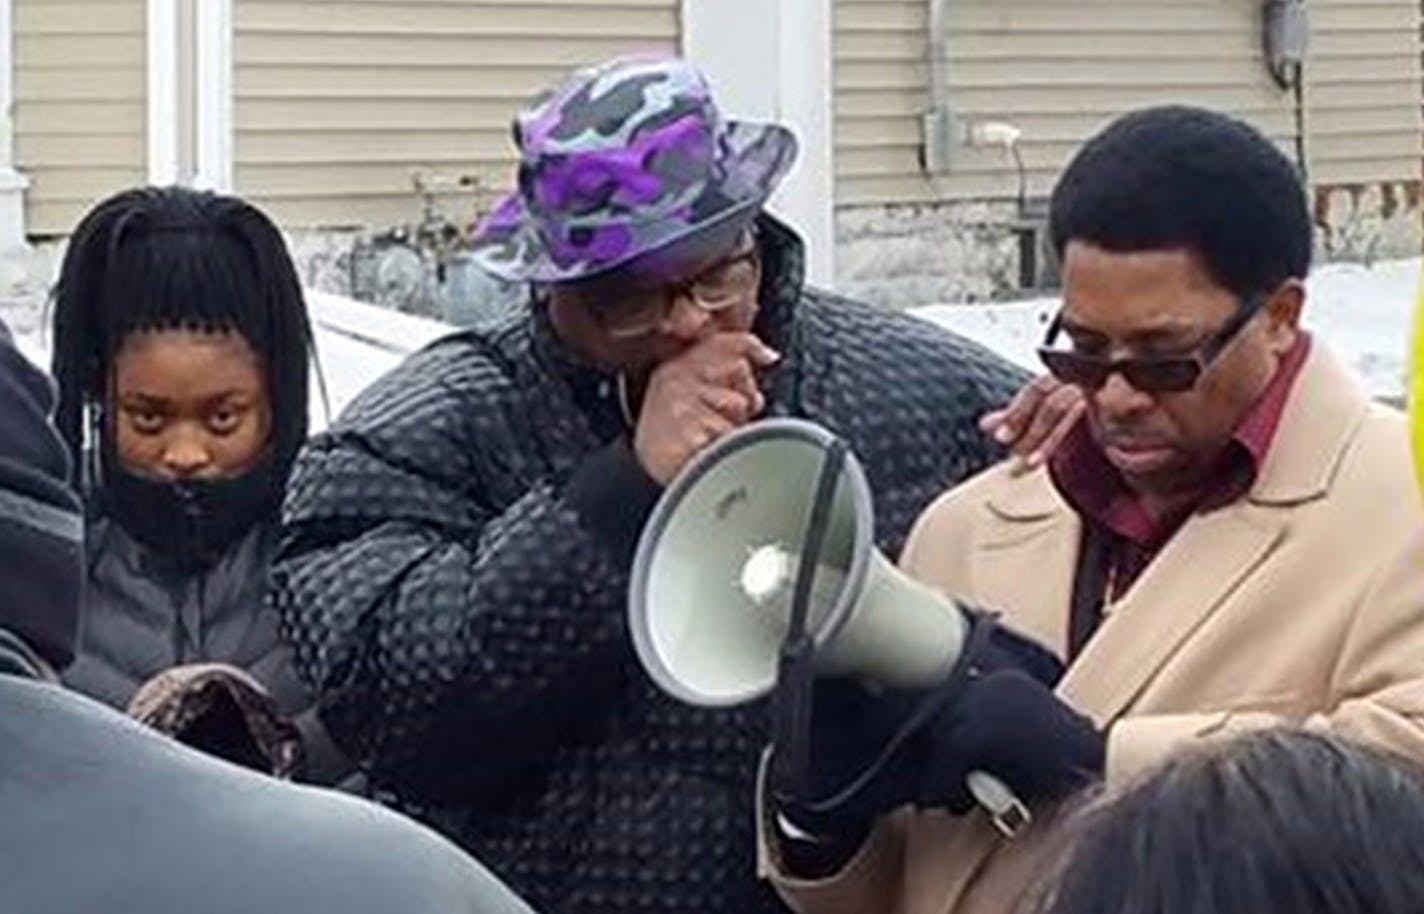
[49,186,314,492]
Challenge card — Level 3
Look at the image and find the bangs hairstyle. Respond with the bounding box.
[49,186,316,482]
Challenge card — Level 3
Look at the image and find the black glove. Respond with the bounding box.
[918,667,1105,815]
[773,675,920,829]
[969,610,1065,689]
[771,611,1065,843]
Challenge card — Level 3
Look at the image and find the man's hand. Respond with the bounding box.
[634,333,779,484]
[770,614,1064,848]
[979,375,1085,472]
[918,668,1104,815]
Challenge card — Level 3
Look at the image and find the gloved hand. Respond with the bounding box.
[772,675,921,834]
[770,611,1065,841]
[768,675,922,877]
[969,609,1065,688]
[918,667,1105,815]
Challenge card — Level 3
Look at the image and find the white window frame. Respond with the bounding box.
[0,0,30,249]
[682,0,836,288]
[148,0,232,190]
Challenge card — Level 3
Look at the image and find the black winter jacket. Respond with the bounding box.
[65,518,349,783]
[274,218,1026,914]
[65,520,297,709]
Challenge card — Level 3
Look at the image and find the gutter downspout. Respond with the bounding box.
[920,0,954,172]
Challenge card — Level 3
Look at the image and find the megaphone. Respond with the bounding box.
[629,418,1028,833]
[628,418,968,707]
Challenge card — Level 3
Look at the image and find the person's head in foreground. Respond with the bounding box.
[50,185,313,564]
[1045,105,1312,505]
[1032,729,1424,914]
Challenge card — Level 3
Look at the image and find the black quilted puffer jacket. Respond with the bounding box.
[64,518,351,786]
[66,520,298,713]
[274,217,1027,914]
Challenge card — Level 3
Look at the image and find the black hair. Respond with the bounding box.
[1031,729,1424,914]
[49,186,314,488]
[1049,106,1313,300]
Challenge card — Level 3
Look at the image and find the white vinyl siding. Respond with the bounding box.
[233,0,681,229]
[13,0,147,235]
[834,0,1421,207]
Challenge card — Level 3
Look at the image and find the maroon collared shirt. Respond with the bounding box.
[1048,333,1312,656]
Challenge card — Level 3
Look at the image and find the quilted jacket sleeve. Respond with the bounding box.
[272,343,638,805]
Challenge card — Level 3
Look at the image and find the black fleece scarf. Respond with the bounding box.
[98,446,288,571]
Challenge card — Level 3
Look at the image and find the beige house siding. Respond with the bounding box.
[234,0,681,229]
[13,0,147,236]
[1305,0,1421,187]
[835,0,1422,207]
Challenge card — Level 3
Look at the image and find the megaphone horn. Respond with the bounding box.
[628,418,1030,835]
[628,419,968,707]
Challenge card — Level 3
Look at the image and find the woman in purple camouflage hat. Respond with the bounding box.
[274,53,1062,914]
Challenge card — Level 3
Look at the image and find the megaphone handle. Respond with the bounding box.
[780,596,1035,839]
[771,437,850,799]
[786,438,848,642]
[771,639,814,799]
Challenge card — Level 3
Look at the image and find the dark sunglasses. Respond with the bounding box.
[1037,294,1266,393]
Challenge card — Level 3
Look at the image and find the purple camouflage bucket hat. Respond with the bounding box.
[470,54,799,283]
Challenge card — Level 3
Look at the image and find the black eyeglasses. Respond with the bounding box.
[591,236,762,340]
[1037,294,1266,393]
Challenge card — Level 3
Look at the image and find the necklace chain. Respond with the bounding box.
[615,373,636,429]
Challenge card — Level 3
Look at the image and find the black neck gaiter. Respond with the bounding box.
[99,446,287,570]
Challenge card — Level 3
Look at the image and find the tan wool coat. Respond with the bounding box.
[763,343,1424,914]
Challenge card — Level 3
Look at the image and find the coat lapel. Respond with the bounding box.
[975,473,1080,657]
[1058,506,1285,720]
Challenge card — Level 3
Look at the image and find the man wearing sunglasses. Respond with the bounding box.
[765,106,1424,914]
[271,55,1073,914]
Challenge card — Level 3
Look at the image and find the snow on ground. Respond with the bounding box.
[913,258,1422,402]
[301,291,453,428]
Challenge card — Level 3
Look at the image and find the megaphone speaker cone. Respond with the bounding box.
[629,419,967,708]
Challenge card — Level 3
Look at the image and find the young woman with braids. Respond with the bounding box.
[49,186,345,783]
